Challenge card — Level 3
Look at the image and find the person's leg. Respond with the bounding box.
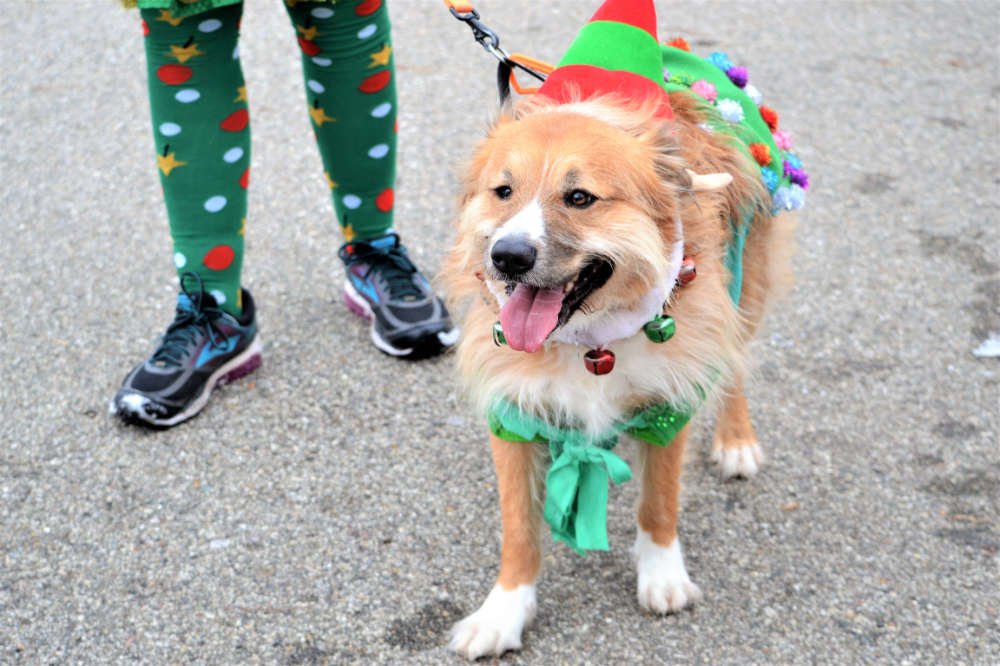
[284,0,396,240]
[112,3,260,427]
[143,2,250,314]
[285,0,457,358]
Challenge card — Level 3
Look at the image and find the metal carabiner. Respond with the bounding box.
[448,6,504,61]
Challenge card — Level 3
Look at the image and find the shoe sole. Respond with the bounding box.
[343,280,458,359]
[111,335,263,428]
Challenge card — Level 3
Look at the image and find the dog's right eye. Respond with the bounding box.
[493,185,513,200]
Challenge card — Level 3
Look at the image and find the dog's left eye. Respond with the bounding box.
[493,185,513,200]
[565,189,597,209]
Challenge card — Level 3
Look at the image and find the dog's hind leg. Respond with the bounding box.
[633,425,702,613]
[711,375,763,479]
[710,212,795,479]
[449,434,543,660]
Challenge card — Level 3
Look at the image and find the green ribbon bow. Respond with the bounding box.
[544,438,633,552]
[488,398,693,553]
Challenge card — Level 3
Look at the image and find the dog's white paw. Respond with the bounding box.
[712,442,763,479]
[449,584,536,660]
[633,529,702,614]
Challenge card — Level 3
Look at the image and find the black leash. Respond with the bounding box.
[447,4,548,104]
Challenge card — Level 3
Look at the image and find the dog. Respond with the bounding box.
[442,1,802,658]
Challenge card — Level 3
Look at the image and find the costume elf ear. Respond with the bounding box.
[686,168,733,192]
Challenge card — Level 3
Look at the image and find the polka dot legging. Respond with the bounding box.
[141,0,397,314]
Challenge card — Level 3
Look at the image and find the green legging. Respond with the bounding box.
[141,0,397,314]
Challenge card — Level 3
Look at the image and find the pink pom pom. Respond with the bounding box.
[773,129,793,151]
[690,79,717,102]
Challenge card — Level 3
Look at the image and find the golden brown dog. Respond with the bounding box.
[443,85,796,658]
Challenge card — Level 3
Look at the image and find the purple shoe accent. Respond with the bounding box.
[343,288,372,321]
[219,352,261,386]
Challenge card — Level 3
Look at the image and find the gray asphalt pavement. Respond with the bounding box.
[2,1,998,663]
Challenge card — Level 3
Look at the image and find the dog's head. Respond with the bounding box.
[447,95,731,353]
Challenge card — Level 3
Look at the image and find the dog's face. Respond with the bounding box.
[454,101,692,352]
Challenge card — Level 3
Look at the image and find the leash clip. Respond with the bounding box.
[445,1,551,104]
[448,6,504,61]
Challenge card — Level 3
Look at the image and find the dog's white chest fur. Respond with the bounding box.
[490,334,679,436]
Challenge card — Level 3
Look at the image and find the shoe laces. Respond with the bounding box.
[340,233,423,301]
[152,273,225,367]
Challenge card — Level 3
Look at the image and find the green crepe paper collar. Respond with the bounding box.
[488,398,692,553]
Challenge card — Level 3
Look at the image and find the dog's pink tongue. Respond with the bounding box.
[500,284,564,353]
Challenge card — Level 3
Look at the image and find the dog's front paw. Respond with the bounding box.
[712,442,763,479]
[449,584,536,660]
[633,530,702,614]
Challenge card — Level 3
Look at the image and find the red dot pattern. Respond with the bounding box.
[203,245,235,271]
[375,187,394,212]
[298,37,321,57]
[359,70,391,94]
[220,108,249,132]
[157,64,192,86]
[355,0,382,16]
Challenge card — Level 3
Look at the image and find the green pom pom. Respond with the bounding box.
[643,315,676,343]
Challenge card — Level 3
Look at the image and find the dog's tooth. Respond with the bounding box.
[564,281,575,294]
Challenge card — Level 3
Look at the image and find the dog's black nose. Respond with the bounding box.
[491,236,537,276]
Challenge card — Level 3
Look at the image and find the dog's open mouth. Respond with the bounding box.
[498,257,614,352]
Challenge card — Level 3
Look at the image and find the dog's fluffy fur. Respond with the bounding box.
[444,91,795,659]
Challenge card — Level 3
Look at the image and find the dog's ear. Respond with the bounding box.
[686,169,733,192]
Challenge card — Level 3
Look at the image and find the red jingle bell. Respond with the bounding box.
[678,256,696,286]
[584,348,616,375]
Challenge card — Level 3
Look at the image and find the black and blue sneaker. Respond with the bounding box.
[338,232,458,359]
[110,273,262,427]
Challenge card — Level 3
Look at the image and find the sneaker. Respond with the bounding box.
[338,232,458,359]
[110,274,262,427]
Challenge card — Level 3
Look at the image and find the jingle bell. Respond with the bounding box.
[492,321,506,347]
[584,348,616,375]
[678,256,696,286]
[643,314,676,343]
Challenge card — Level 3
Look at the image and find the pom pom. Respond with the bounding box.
[784,162,810,189]
[667,37,691,52]
[749,142,772,166]
[709,51,733,71]
[784,152,803,169]
[772,129,793,151]
[691,79,717,102]
[759,105,779,131]
[790,184,806,208]
[717,98,744,123]
[726,66,748,88]
[760,167,779,193]
[744,83,762,105]
[772,185,806,212]
[772,186,794,212]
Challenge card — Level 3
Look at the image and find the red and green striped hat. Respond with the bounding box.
[537,0,672,119]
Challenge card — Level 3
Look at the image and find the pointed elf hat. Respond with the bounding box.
[537,0,673,119]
